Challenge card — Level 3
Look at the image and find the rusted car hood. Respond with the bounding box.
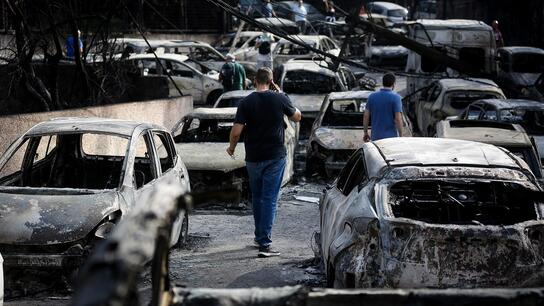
[176,143,246,172]
[314,127,365,150]
[0,188,120,245]
[289,94,326,115]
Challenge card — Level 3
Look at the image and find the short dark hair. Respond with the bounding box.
[383,73,396,87]
[255,67,273,85]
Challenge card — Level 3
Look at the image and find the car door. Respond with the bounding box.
[132,131,160,204]
[150,130,187,246]
[282,117,297,186]
[321,150,366,264]
[164,59,204,102]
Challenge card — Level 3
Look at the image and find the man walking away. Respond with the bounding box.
[261,0,276,17]
[364,73,403,142]
[227,68,302,257]
[324,0,336,22]
[219,54,247,93]
[255,32,273,69]
[491,20,505,48]
[293,0,308,34]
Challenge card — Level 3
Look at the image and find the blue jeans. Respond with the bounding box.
[246,157,286,247]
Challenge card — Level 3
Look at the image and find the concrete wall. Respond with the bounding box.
[0,96,193,156]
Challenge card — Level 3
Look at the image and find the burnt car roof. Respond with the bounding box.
[282,60,337,77]
[25,117,163,137]
[186,108,238,120]
[328,91,373,100]
[476,99,544,110]
[499,46,544,55]
[372,138,520,168]
[437,78,501,91]
[439,120,532,147]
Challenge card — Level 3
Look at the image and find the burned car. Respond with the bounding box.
[272,35,340,68]
[496,47,544,98]
[436,120,543,178]
[320,137,544,289]
[411,78,505,136]
[277,60,358,137]
[306,91,412,177]
[455,99,544,164]
[126,53,225,105]
[172,108,296,201]
[0,118,189,268]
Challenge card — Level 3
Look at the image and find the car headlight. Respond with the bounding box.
[94,211,121,239]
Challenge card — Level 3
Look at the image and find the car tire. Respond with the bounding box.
[207,90,223,106]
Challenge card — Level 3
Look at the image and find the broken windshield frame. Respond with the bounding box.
[0,133,129,190]
[322,98,367,128]
[178,117,242,143]
[283,70,341,94]
[512,53,544,73]
[500,108,544,135]
[445,90,503,110]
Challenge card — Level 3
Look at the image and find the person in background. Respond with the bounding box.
[261,0,276,17]
[363,73,404,142]
[324,0,336,22]
[491,20,505,48]
[219,54,247,92]
[255,32,274,69]
[227,67,301,258]
[66,30,83,59]
[293,0,308,34]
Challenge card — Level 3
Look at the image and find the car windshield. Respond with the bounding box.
[500,108,544,135]
[177,118,241,143]
[512,53,544,73]
[0,133,129,190]
[322,98,367,127]
[445,90,502,110]
[276,42,316,55]
[388,9,407,18]
[283,70,340,94]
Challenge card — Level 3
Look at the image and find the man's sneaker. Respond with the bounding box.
[258,246,280,258]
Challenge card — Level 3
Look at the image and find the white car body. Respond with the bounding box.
[412,78,505,136]
[127,53,224,105]
[272,35,340,68]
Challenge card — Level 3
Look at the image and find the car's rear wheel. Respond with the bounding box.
[207,90,223,106]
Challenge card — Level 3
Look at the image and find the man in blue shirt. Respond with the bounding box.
[364,73,404,142]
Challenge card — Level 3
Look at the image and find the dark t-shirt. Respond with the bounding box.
[235,91,296,162]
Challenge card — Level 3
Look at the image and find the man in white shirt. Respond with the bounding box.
[255,32,274,69]
[293,0,307,34]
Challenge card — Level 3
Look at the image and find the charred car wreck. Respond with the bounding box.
[320,138,544,289]
[173,108,297,202]
[0,118,189,269]
[307,91,412,177]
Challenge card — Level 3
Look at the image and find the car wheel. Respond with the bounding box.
[207,90,223,106]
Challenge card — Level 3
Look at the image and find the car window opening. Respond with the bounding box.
[389,180,540,225]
